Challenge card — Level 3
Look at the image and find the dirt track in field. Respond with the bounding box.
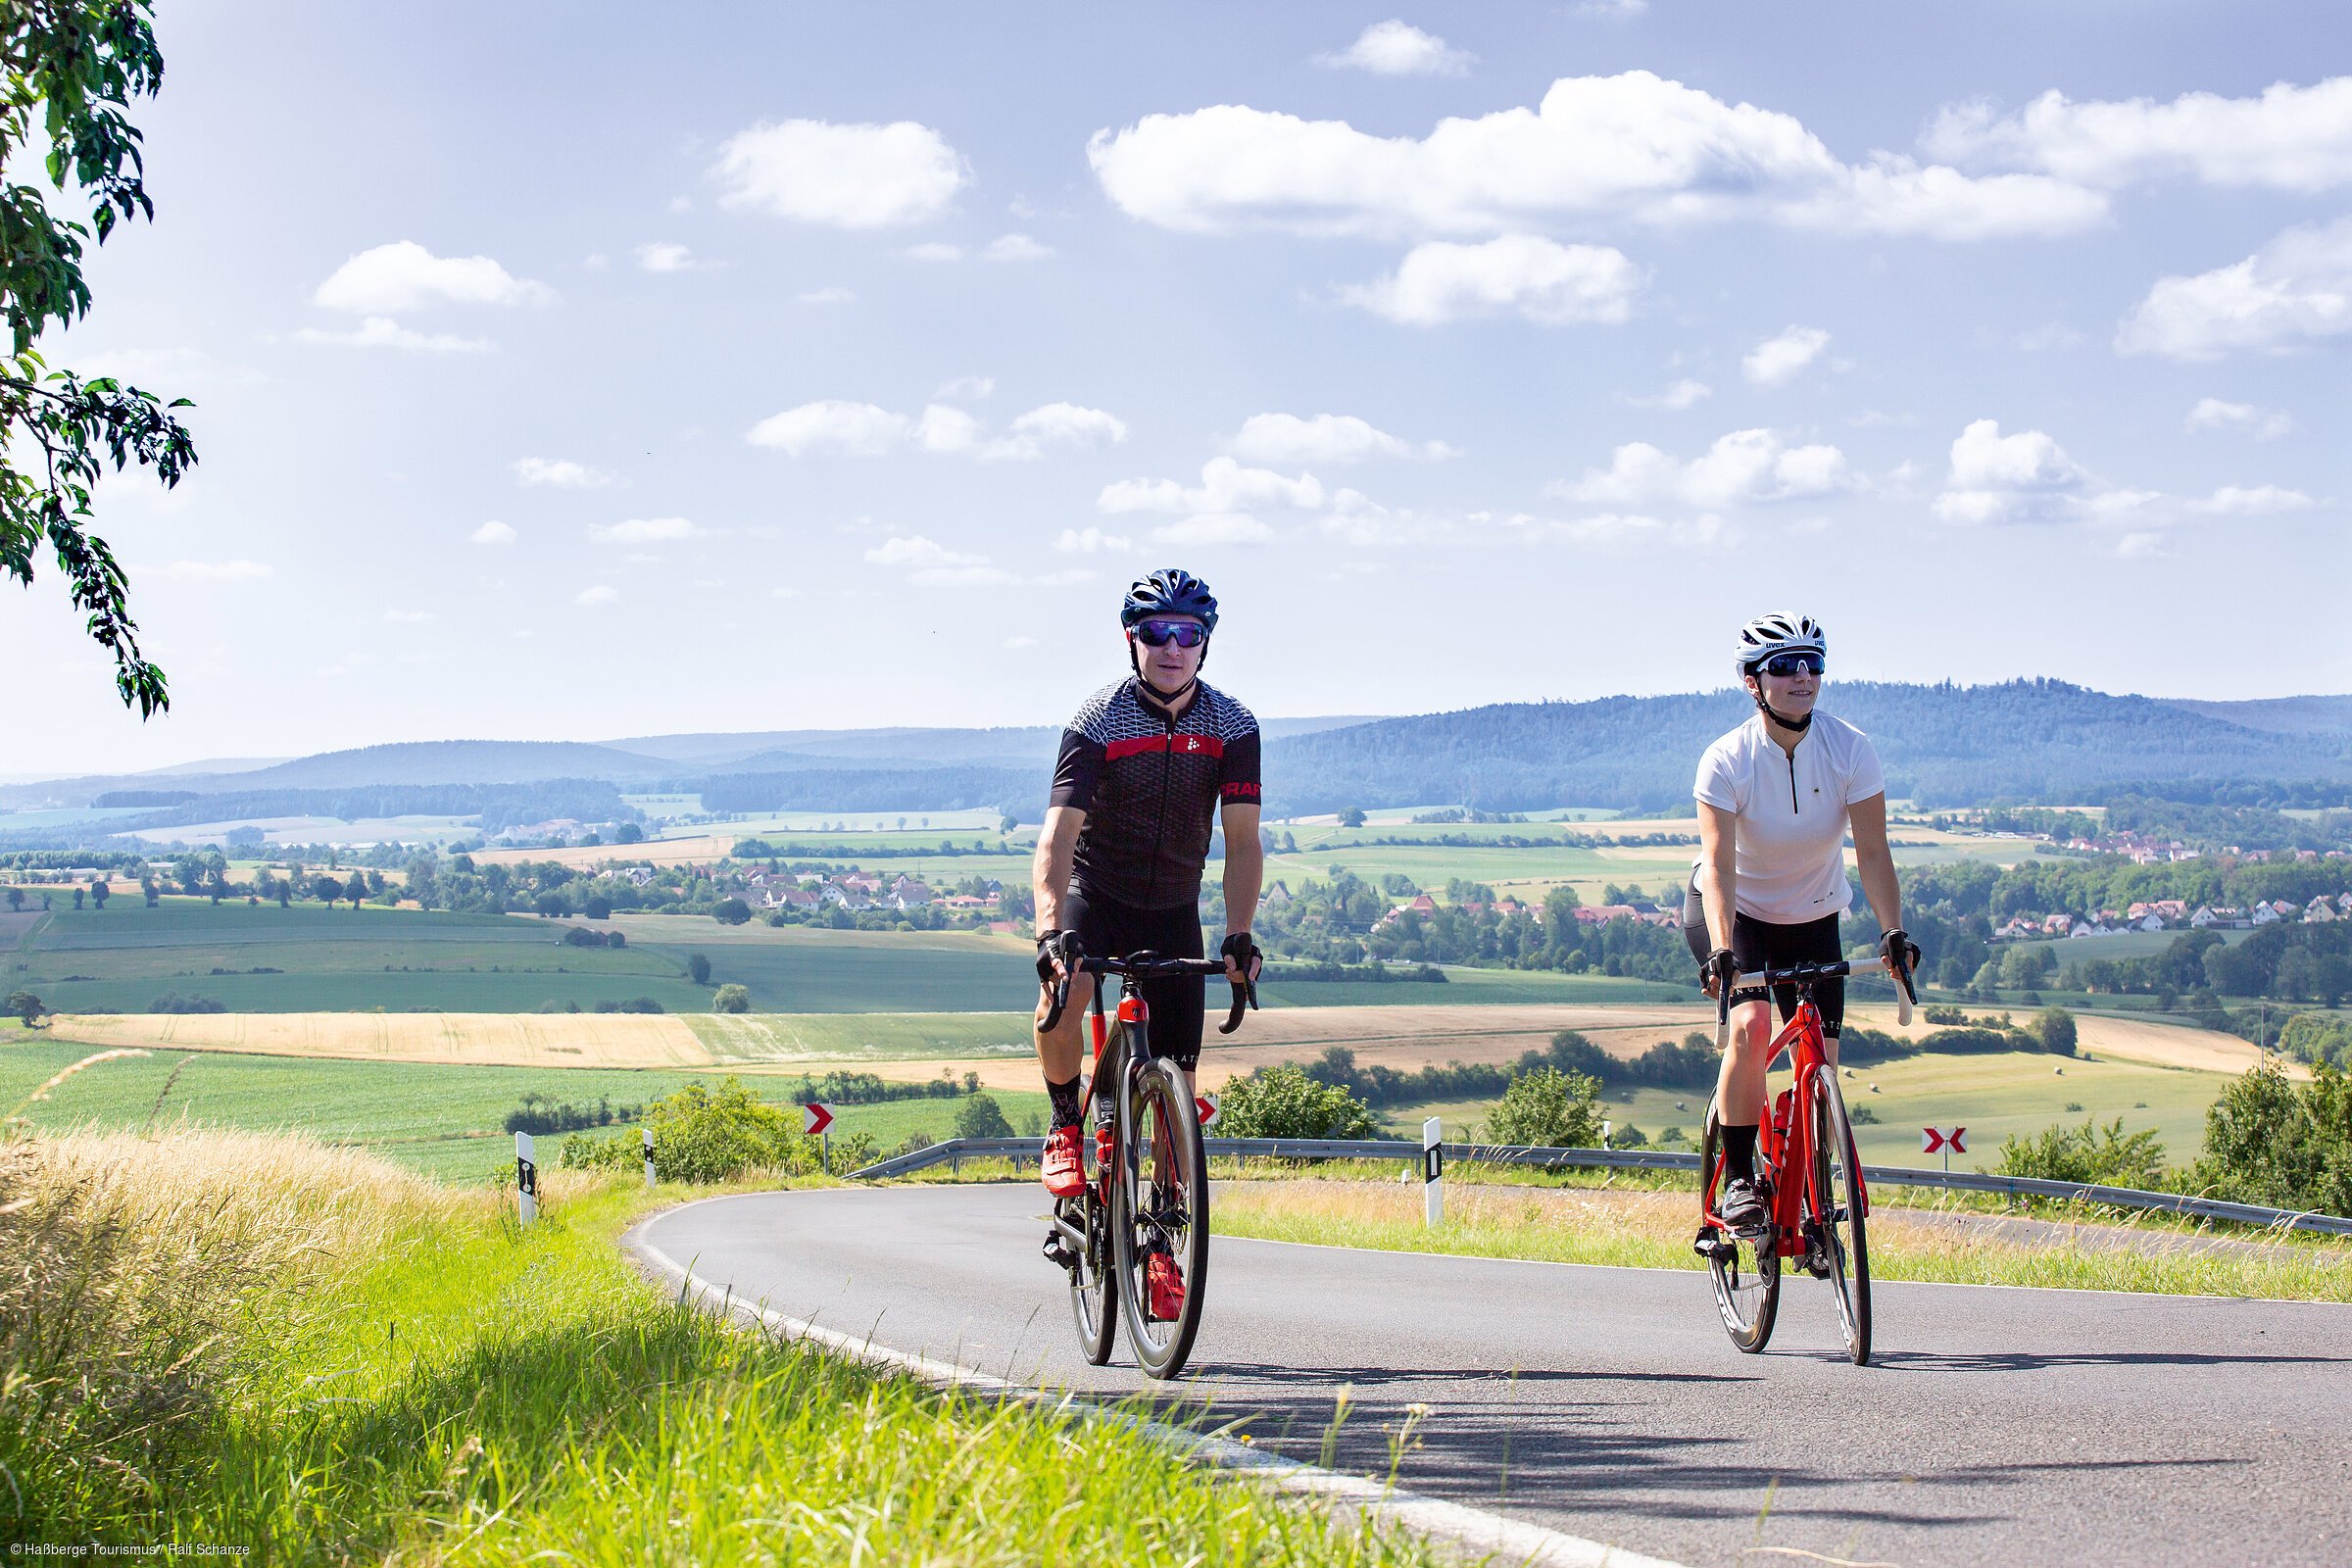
[39,1010,714,1069]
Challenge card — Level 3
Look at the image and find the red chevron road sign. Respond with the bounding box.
[1923,1125,1967,1154]
[804,1102,834,1137]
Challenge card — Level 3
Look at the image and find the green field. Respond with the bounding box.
[1387,1046,2231,1166]
[0,1036,1042,1180]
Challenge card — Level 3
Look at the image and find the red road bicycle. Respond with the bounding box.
[1696,954,1915,1365]
[1039,951,1254,1379]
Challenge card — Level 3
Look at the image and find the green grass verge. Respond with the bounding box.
[1207,1172,2352,1302]
[0,1039,1046,1182]
[17,1148,1432,1563]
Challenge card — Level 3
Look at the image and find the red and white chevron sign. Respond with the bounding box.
[1197,1093,1219,1128]
[803,1102,834,1137]
[1923,1125,1967,1154]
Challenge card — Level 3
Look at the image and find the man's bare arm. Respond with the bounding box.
[1032,806,1086,937]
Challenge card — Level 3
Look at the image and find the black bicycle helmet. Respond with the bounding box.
[1121,567,1219,631]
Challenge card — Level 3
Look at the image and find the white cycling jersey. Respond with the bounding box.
[1693,712,1886,923]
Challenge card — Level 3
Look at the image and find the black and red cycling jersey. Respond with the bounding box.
[1049,677,1261,909]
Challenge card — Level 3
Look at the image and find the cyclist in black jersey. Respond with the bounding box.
[1033,568,1264,1225]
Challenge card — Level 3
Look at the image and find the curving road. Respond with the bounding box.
[627,1184,2352,1568]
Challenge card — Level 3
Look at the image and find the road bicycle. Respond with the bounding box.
[1038,951,1255,1379]
[1695,952,1915,1365]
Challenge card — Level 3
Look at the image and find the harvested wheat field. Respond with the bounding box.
[1844,1003,2277,1076]
[39,1010,714,1069]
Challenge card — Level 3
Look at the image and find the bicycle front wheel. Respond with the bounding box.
[1112,1054,1209,1379]
[1699,1106,1779,1353]
[1810,1073,1872,1365]
[1067,1187,1118,1364]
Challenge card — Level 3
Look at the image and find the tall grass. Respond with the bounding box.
[1212,1178,2352,1302]
[2,1124,1434,1564]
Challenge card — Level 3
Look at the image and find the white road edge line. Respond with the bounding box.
[631,1235,1688,1568]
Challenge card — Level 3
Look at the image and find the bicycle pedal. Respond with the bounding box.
[1692,1228,1736,1261]
[1041,1231,1076,1270]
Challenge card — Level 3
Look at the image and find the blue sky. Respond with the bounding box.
[14,1,2349,773]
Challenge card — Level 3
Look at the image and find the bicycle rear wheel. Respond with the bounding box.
[1112,1054,1209,1379]
[1699,1108,1779,1353]
[1066,1189,1118,1363]
[1810,1072,1872,1365]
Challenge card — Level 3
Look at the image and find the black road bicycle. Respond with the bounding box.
[1039,951,1254,1379]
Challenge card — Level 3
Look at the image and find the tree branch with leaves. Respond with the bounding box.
[3,0,195,715]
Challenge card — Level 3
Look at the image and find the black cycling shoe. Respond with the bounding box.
[1719,1177,1768,1230]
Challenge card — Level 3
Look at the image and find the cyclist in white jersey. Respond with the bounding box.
[1682,612,1918,1226]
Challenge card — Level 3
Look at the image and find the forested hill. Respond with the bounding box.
[1264,681,2352,814]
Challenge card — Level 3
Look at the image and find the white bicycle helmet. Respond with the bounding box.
[1732,612,1826,676]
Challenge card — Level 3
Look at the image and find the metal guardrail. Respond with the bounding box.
[849,1136,2352,1239]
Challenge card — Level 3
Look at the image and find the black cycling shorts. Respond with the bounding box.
[1683,868,1844,1037]
[1062,885,1206,1070]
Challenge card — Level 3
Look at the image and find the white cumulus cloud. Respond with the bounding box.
[1229,413,1455,465]
[2187,484,2318,515]
[293,317,491,353]
[982,233,1054,261]
[2117,216,2352,359]
[574,585,620,608]
[1101,457,1325,515]
[1742,325,1830,386]
[589,516,705,545]
[1317,21,1474,76]
[711,120,968,228]
[1152,514,1276,546]
[747,400,909,457]
[634,242,698,273]
[2185,398,2298,440]
[468,519,515,546]
[864,535,984,568]
[512,457,615,488]
[314,241,555,313]
[1628,379,1711,411]
[1933,418,2084,522]
[1088,72,2105,240]
[1553,428,1852,510]
[1924,77,2352,193]
[1056,527,1133,554]
[1339,235,1642,325]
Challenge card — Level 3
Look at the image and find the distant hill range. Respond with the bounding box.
[3,685,2345,823]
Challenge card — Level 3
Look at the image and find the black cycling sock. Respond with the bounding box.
[1047,1074,1084,1129]
[1721,1123,1759,1184]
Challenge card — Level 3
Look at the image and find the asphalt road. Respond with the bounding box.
[628,1184,2352,1568]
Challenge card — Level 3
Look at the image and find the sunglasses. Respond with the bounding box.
[1132,619,1208,649]
[1756,651,1825,678]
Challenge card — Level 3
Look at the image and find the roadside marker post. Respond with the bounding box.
[1423,1116,1445,1227]
[1923,1125,1968,1173]
[804,1102,834,1171]
[515,1131,537,1227]
[642,1126,656,1190]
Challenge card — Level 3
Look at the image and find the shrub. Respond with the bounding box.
[7,990,45,1025]
[2033,1006,2079,1055]
[954,1093,1014,1140]
[1481,1066,1602,1149]
[1996,1116,2168,1191]
[712,899,752,926]
[2193,1063,2352,1217]
[1216,1063,1379,1139]
[712,984,751,1014]
[688,953,712,986]
[146,993,224,1014]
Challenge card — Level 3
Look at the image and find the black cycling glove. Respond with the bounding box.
[1036,929,1082,987]
[1220,931,1263,981]
[1877,927,1922,975]
[1701,946,1739,998]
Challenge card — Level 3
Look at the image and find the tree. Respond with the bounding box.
[712,983,750,1014]
[3,0,198,715]
[687,952,712,986]
[1339,807,1366,828]
[87,878,107,908]
[614,822,643,844]
[583,896,612,921]
[1482,1066,1602,1148]
[311,874,342,904]
[5,888,21,912]
[344,870,368,909]
[2034,1006,2079,1056]
[6,989,45,1025]
[955,1093,1013,1140]
[711,898,752,926]
[1217,1062,1378,1138]
[71,886,82,909]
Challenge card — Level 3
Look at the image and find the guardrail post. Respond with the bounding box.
[1423,1116,1444,1227]
[642,1126,656,1190]
[515,1131,537,1227]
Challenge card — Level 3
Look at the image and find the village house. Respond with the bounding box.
[2307,897,2338,923]
[762,885,817,910]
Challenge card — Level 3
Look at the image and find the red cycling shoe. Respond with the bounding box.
[1041,1124,1086,1198]
[1146,1250,1185,1320]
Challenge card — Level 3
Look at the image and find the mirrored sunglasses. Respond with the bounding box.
[1758,651,1825,678]
[1133,619,1208,648]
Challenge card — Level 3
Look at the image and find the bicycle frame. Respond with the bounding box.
[1699,990,1870,1257]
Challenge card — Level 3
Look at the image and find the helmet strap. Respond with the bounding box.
[1130,634,1203,710]
[1751,684,1814,735]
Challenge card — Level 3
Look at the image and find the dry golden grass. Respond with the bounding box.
[1844,1002,2277,1076]
[40,1009,714,1069]
[473,834,737,869]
